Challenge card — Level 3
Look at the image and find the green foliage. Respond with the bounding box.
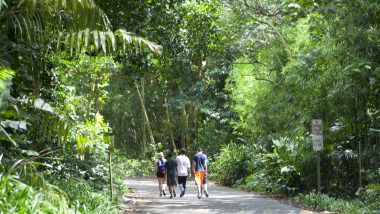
[41,148,130,213]
[58,29,162,55]
[0,155,70,213]
[1,0,380,212]
[51,177,117,214]
[297,192,354,213]
[223,0,380,202]
[0,66,14,90]
[357,184,380,213]
[212,137,313,195]
[123,159,154,177]
[210,143,250,186]
[297,185,380,214]
[191,119,230,157]
[75,114,111,159]
[0,174,69,213]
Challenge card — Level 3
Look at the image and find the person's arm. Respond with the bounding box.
[154,160,157,176]
[204,157,208,176]
[175,161,178,176]
[192,159,196,174]
[187,158,191,177]
[164,161,168,177]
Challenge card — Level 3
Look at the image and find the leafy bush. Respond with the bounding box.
[210,143,250,186]
[213,137,313,195]
[0,156,70,213]
[240,168,282,193]
[42,149,130,213]
[297,192,354,213]
[357,184,380,213]
[297,186,380,214]
[51,177,117,214]
[0,174,69,213]
[123,158,154,177]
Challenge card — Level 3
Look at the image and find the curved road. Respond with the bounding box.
[124,177,317,214]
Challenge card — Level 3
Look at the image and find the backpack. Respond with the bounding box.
[157,158,165,173]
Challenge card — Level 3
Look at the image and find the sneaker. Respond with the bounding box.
[159,193,162,197]
[204,190,209,198]
[173,190,176,197]
[197,192,201,199]
[162,190,166,196]
[169,195,173,199]
[180,190,185,197]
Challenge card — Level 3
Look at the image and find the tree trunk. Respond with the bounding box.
[136,80,155,147]
[165,98,176,150]
[140,77,146,155]
[181,106,190,149]
[94,71,100,114]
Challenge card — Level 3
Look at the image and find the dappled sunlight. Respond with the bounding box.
[126,178,317,214]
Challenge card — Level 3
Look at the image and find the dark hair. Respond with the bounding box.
[167,151,173,158]
[197,147,203,152]
[180,148,186,155]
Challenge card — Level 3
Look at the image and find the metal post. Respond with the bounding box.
[317,152,321,194]
[109,149,113,201]
[108,134,114,201]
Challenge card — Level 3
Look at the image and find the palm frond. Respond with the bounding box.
[0,0,7,12]
[57,29,163,55]
[0,66,14,90]
[3,0,111,43]
[0,126,18,147]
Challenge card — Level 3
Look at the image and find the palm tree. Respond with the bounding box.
[0,0,161,59]
[0,0,162,146]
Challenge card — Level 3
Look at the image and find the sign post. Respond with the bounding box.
[312,119,323,194]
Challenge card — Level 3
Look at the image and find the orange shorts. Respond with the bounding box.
[194,171,205,186]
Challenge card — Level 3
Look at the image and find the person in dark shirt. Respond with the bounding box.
[164,152,178,198]
[192,147,208,199]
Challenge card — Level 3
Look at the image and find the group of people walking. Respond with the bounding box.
[155,148,209,199]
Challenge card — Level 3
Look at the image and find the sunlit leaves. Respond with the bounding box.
[0,66,14,90]
[2,0,111,43]
[75,113,110,160]
[57,29,162,55]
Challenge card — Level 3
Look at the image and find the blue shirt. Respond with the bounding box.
[193,153,207,172]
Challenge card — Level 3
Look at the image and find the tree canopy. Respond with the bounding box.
[0,0,379,213]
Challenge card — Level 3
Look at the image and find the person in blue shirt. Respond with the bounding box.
[155,152,167,197]
[192,147,208,199]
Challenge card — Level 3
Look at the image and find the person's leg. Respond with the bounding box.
[172,184,176,197]
[195,172,204,199]
[158,178,162,196]
[177,176,183,192]
[159,177,166,196]
[194,172,200,195]
[167,177,173,198]
[178,176,185,197]
[203,176,209,197]
[168,185,173,198]
[183,176,187,191]
[204,184,208,196]
[180,176,187,197]
[197,183,202,198]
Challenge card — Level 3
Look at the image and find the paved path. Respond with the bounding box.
[124,177,317,214]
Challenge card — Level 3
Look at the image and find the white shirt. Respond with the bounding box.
[176,154,191,176]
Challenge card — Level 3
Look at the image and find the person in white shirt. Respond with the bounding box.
[176,148,191,197]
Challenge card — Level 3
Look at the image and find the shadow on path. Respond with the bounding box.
[124,177,317,214]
